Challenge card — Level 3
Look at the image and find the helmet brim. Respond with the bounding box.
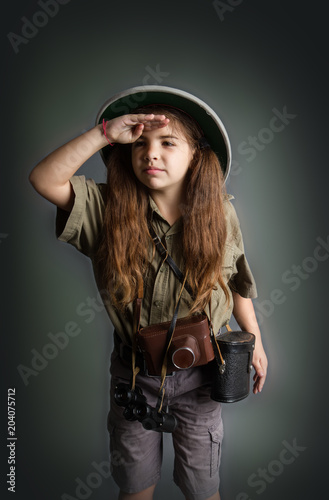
[96,85,231,181]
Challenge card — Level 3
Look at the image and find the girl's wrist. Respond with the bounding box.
[92,123,114,148]
[102,119,115,146]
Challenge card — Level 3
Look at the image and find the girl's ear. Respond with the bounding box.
[188,147,200,169]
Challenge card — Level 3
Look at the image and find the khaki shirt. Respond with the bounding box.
[56,176,257,344]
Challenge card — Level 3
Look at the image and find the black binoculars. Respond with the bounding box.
[114,382,177,433]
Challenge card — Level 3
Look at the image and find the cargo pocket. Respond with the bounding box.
[208,421,223,477]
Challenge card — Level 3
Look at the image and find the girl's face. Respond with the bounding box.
[131,122,194,199]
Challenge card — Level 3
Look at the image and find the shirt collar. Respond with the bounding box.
[148,196,183,235]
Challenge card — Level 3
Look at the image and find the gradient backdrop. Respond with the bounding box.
[1,1,328,499]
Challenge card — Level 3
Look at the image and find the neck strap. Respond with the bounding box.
[130,222,226,400]
[148,221,195,299]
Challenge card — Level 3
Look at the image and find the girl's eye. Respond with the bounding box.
[133,141,145,147]
[163,141,175,146]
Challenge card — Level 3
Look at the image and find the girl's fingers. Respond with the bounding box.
[132,113,167,122]
[142,120,169,131]
[124,114,169,128]
[106,113,170,143]
[252,358,267,394]
[130,123,145,140]
[254,374,266,394]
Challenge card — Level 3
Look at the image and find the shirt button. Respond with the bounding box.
[154,300,162,308]
[159,266,164,272]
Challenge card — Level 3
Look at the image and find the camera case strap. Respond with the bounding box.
[126,221,256,419]
[130,222,226,411]
[137,224,225,369]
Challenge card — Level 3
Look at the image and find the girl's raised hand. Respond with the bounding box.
[104,114,170,144]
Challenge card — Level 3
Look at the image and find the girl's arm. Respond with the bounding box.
[29,114,169,211]
[232,291,268,394]
[29,124,108,211]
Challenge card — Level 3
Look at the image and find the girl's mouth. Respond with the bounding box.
[144,167,164,174]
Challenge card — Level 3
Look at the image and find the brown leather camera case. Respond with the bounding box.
[137,313,215,376]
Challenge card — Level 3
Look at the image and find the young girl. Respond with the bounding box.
[29,86,267,500]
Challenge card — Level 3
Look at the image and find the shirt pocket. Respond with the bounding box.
[221,244,237,283]
[210,244,237,309]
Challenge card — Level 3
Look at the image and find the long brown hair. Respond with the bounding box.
[96,105,229,313]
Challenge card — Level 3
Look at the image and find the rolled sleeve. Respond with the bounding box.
[230,252,258,298]
[56,175,106,258]
[224,198,258,299]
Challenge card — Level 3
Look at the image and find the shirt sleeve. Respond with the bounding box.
[56,175,106,258]
[224,198,258,299]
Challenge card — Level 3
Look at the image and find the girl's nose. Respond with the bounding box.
[145,153,158,161]
[144,144,158,161]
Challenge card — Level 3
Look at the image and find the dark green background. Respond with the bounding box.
[2,1,328,499]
